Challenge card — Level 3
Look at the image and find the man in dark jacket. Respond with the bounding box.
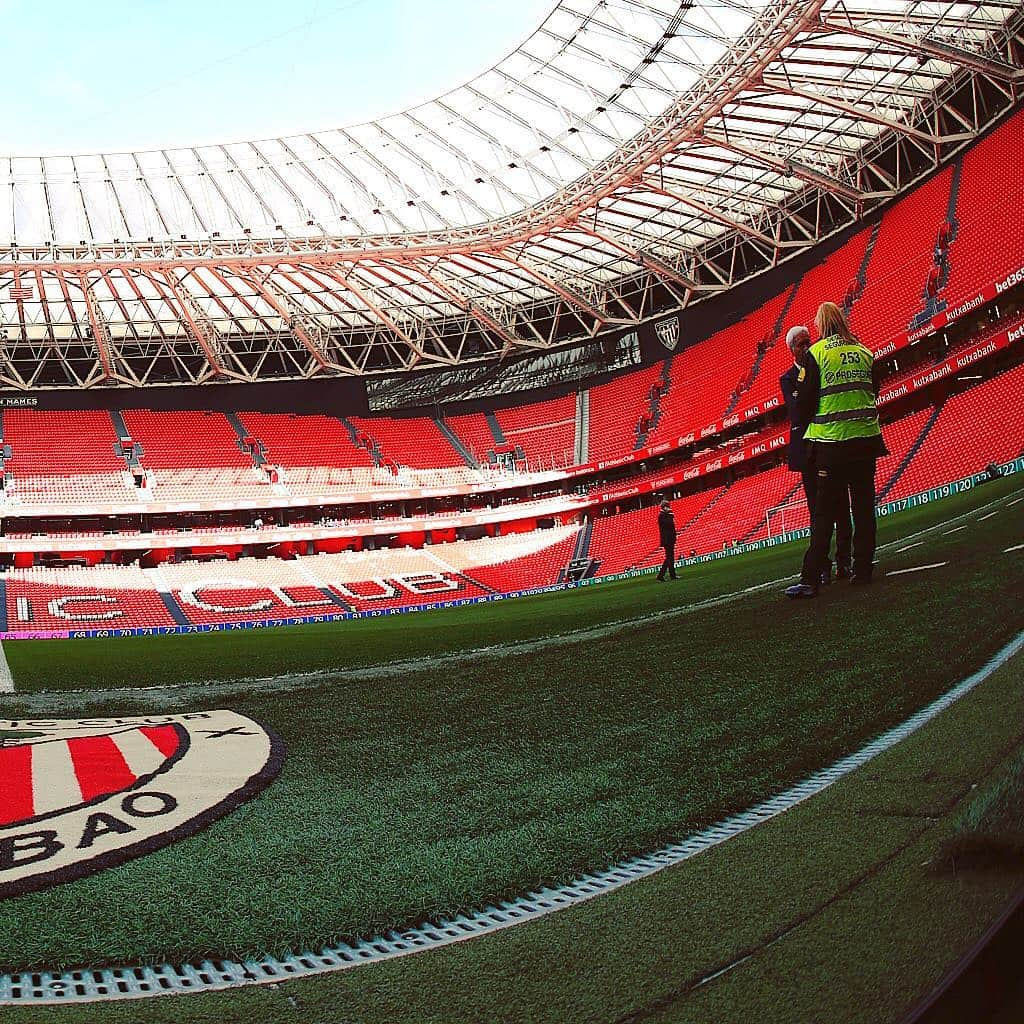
[657,499,677,581]
[780,325,851,582]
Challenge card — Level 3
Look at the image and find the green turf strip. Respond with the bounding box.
[5,474,1019,694]
[4,575,1024,1024]
[0,477,1020,975]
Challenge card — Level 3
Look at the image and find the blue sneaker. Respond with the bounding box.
[784,583,818,599]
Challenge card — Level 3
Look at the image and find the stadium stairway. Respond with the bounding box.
[142,568,192,627]
[635,359,673,450]
[224,411,267,468]
[108,411,142,469]
[559,516,597,582]
[877,405,944,499]
[575,390,589,465]
[912,157,964,329]
[434,417,479,468]
[723,281,800,416]
[844,220,882,314]
[485,412,508,447]
[340,416,384,467]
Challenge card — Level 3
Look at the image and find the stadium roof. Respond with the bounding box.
[1,0,1022,388]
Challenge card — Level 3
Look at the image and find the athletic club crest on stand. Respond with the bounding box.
[0,711,283,898]
[655,316,680,352]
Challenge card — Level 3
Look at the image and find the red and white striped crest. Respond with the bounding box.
[0,711,283,898]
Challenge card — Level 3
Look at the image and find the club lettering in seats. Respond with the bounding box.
[179,579,275,613]
[47,595,123,621]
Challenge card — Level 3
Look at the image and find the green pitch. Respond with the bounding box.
[1,474,1023,1024]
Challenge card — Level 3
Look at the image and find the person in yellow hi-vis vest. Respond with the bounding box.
[785,302,887,598]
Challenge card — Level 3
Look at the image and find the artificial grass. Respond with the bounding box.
[5,473,1020,695]
[0,477,1020,974]
[4,588,1023,1024]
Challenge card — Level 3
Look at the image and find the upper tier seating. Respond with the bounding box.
[445,413,502,466]
[588,364,664,461]
[123,409,276,503]
[493,395,576,471]
[646,289,792,447]
[851,166,954,345]
[349,415,466,469]
[239,412,374,470]
[943,106,1024,309]
[745,228,872,409]
[4,410,135,506]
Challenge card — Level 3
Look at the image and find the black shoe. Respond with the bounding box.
[656,577,665,583]
[784,583,818,599]
[850,574,872,585]
[836,565,851,581]
[819,571,831,587]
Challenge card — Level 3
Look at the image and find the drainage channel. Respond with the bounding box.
[3,628,1022,1007]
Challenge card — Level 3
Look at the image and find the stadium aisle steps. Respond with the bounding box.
[845,220,882,313]
[485,412,507,446]
[943,106,1024,308]
[575,390,588,465]
[877,406,944,499]
[142,568,192,627]
[723,282,800,417]
[434,417,479,468]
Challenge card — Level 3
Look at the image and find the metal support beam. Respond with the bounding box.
[152,270,236,381]
[816,18,1024,82]
[78,274,116,383]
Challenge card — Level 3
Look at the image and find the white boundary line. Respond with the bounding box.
[5,628,1022,1006]
[0,642,13,693]
[1005,543,1024,553]
[887,562,948,576]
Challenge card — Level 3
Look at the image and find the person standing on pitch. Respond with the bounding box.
[780,324,851,583]
[657,499,678,581]
[785,302,886,598]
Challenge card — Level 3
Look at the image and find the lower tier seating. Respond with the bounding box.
[1,361,1018,632]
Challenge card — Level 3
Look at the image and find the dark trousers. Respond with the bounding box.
[801,467,852,571]
[801,459,877,585]
[658,541,677,580]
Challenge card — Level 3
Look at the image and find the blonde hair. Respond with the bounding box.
[815,302,857,344]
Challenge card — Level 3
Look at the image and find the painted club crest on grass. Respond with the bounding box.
[0,711,283,898]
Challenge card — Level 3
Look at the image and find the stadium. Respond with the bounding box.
[0,0,1023,1021]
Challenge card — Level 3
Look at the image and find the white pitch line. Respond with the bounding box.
[978,510,999,521]
[943,525,968,535]
[1009,496,1024,507]
[886,562,948,577]
[0,641,13,694]
[1006,543,1024,554]
[897,541,925,552]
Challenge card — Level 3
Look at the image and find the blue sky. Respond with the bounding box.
[2,0,555,155]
